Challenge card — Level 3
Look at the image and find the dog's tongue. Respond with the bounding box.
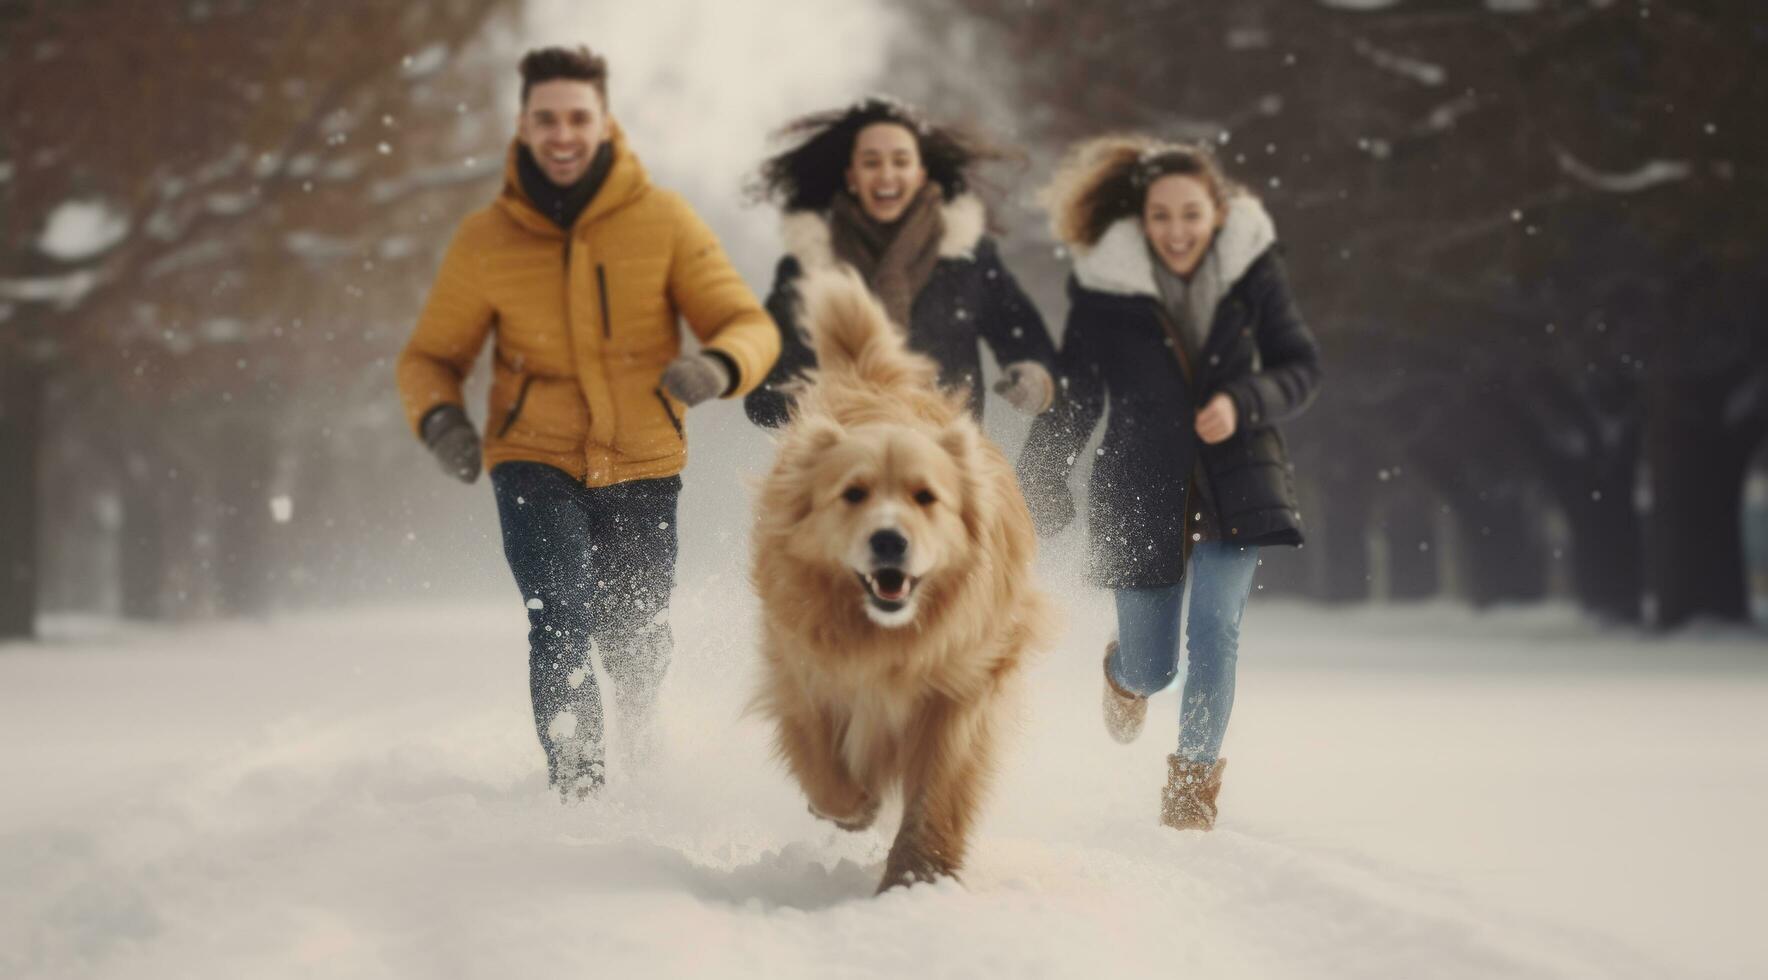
[874,570,909,601]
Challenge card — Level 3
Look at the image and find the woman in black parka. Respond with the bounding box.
[744,97,1058,427]
[1019,136,1322,831]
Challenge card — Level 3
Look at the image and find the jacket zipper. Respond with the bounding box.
[596,263,611,339]
[562,237,574,350]
[1156,308,1226,552]
[526,237,572,443]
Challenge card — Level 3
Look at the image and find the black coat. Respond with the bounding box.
[743,225,1057,427]
[1019,246,1321,590]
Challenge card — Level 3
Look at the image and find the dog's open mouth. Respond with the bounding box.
[857,567,918,612]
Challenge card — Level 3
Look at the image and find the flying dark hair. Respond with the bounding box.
[752,96,1006,212]
[1044,135,1240,247]
[519,45,608,106]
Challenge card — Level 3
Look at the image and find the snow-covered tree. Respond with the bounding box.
[0,0,515,636]
[902,0,1768,624]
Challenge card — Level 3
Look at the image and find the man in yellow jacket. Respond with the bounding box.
[396,46,778,798]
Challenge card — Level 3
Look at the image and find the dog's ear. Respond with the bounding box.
[937,422,973,465]
[938,423,986,543]
[778,416,845,524]
[796,415,844,455]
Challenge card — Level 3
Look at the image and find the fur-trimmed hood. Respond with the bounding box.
[780,192,988,270]
[1071,195,1276,298]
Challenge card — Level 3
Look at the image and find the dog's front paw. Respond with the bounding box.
[878,850,956,893]
[808,794,879,832]
[877,828,963,892]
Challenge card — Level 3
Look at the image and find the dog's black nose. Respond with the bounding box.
[869,529,908,562]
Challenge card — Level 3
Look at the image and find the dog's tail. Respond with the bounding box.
[797,268,940,393]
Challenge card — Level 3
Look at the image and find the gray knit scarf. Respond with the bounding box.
[1150,240,1226,363]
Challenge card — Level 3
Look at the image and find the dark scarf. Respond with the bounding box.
[517,140,614,230]
[829,184,944,331]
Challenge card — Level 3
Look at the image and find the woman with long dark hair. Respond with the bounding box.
[744,97,1058,427]
[1020,136,1322,831]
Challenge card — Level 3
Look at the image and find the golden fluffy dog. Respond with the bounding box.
[751,270,1054,892]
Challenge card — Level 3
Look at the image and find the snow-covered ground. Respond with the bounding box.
[4,585,1766,979]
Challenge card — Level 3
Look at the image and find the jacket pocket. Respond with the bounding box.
[496,375,537,437]
[654,387,684,439]
[488,363,587,454]
[609,370,687,460]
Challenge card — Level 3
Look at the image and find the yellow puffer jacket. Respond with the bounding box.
[396,122,778,486]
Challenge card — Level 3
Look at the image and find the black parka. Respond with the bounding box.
[744,195,1057,427]
[1019,203,1321,589]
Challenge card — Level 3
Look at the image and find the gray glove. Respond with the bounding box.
[660,352,732,408]
[420,404,481,484]
[992,360,1055,415]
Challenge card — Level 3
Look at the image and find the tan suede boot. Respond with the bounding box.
[1102,641,1148,744]
[1160,755,1226,831]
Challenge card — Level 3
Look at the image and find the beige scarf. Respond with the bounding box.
[828,184,944,331]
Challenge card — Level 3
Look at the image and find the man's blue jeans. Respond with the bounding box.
[1109,541,1261,764]
[491,462,680,788]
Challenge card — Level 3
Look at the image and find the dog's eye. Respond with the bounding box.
[914,489,937,506]
[842,486,869,504]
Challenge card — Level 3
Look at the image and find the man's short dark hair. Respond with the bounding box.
[519,46,608,106]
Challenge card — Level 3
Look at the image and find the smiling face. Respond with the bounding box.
[845,122,929,224]
[785,424,970,628]
[1142,174,1223,277]
[517,79,609,187]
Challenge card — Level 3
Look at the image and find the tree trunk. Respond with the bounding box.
[1439,486,1551,608]
[0,360,45,640]
[118,475,167,620]
[1379,488,1440,600]
[1528,423,1644,622]
[1744,435,1768,627]
[1560,486,1644,622]
[1642,375,1752,627]
[211,426,276,619]
[1318,465,1375,604]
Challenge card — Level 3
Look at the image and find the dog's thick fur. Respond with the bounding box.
[751,270,1054,892]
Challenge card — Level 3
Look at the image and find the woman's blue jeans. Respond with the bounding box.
[1109,541,1260,764]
